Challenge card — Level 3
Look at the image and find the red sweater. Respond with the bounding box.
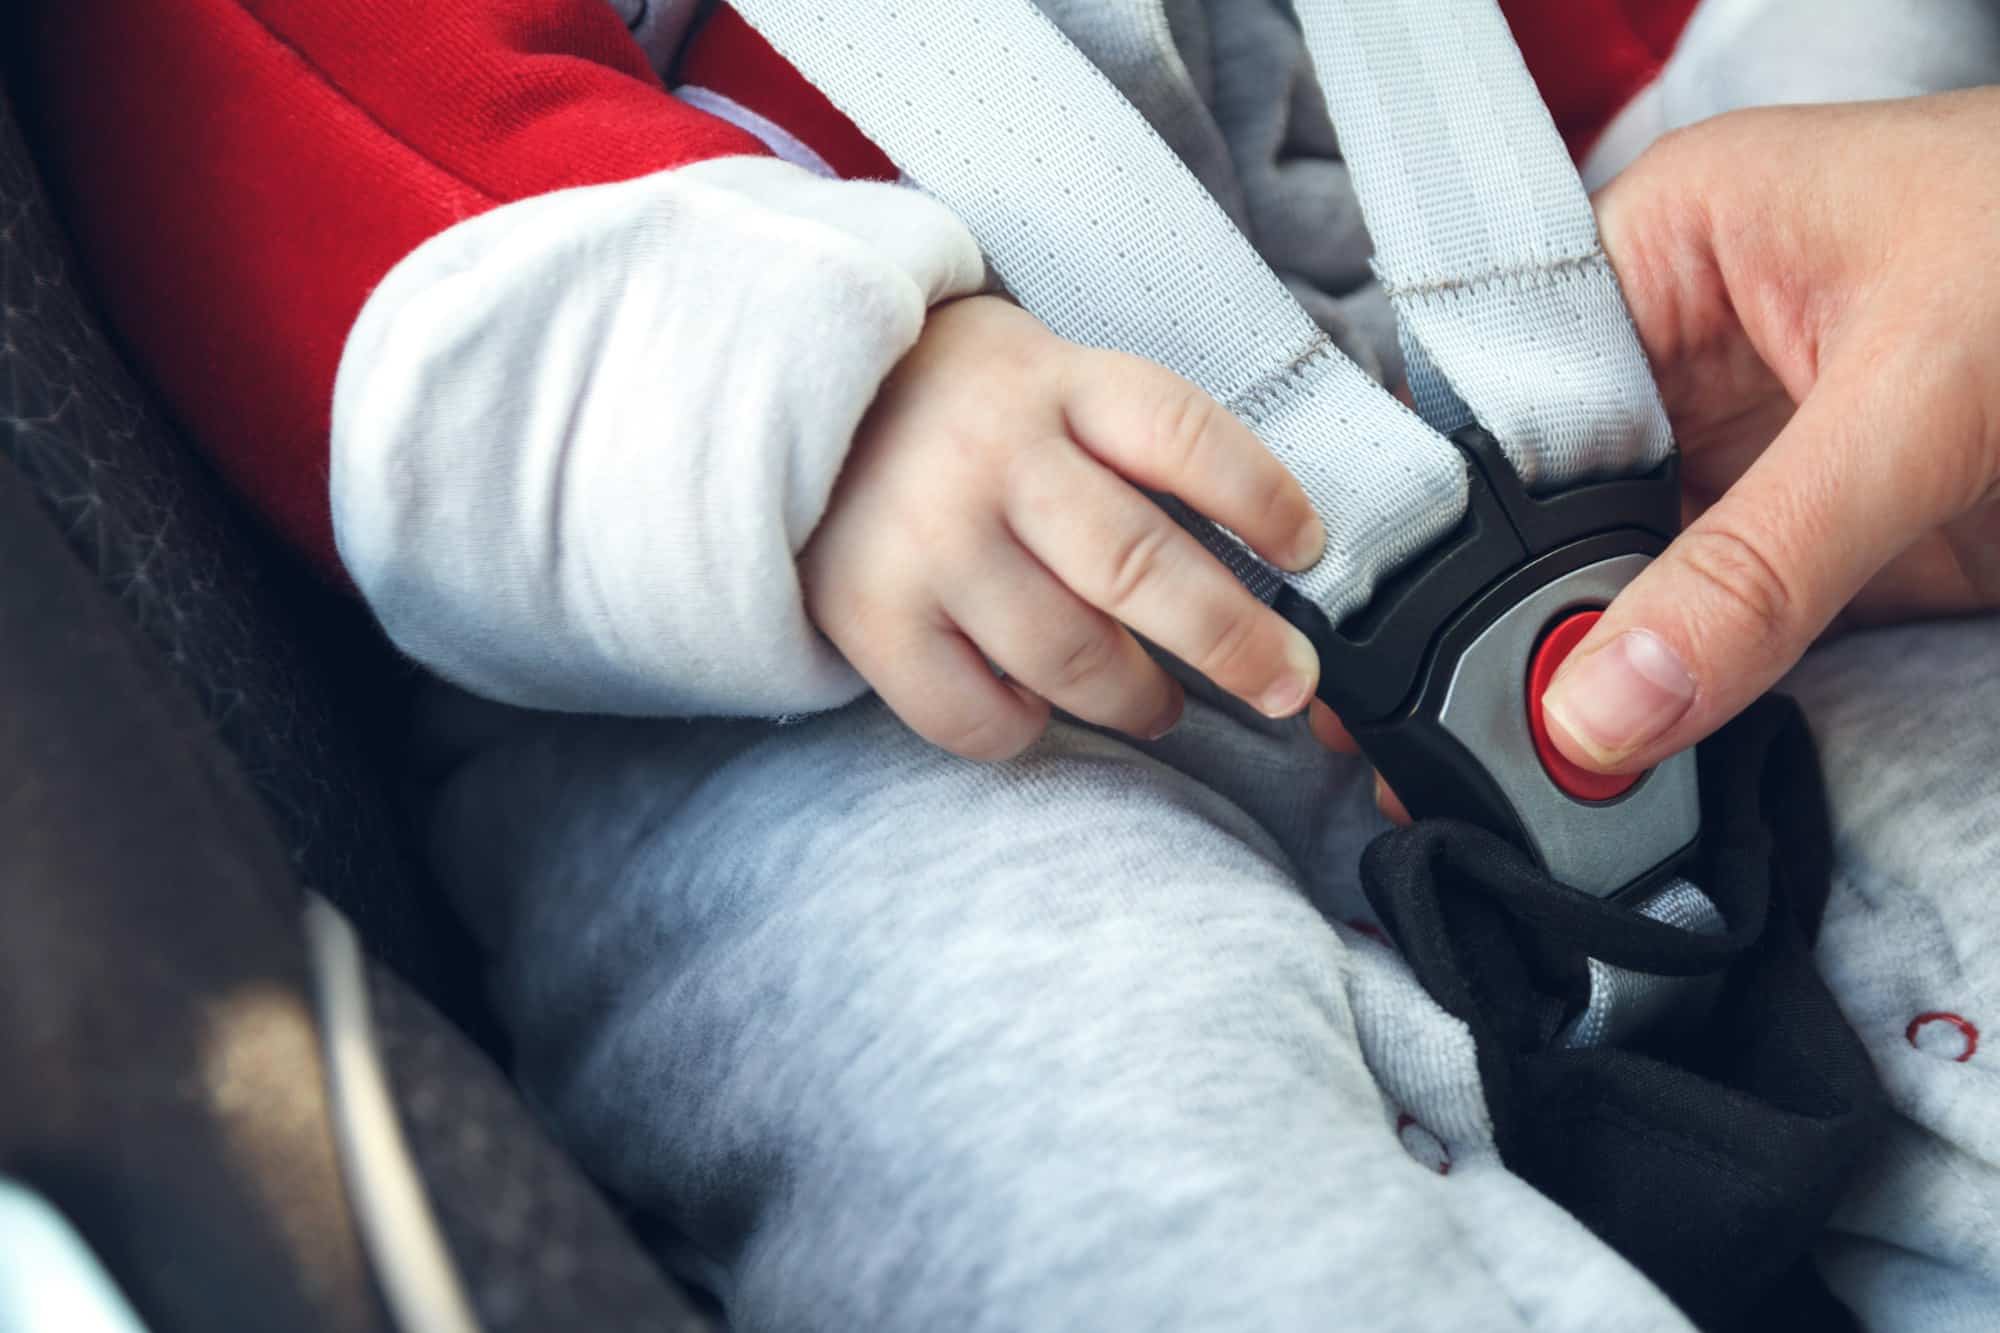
[19,0,1697,573]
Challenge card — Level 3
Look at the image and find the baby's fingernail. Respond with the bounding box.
[1145,689,1185,740]
[1542,629,1695,765]
[1258,627,1321,717]
[1287,513,1327,571]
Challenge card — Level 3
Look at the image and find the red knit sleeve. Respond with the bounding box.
[1498,0,1702,159]
[20,0,770,574]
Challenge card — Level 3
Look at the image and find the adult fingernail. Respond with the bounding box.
[1258,627,1321,717]
[1287,513,1327,571]
[1542,629,1696,765]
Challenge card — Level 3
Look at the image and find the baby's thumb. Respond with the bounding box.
[1541,374,1942,774]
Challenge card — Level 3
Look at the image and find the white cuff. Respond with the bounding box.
[331,156,986,716]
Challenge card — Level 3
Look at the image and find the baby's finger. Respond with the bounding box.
[1374,776,1411,826]
[1008,445,1319,718]
[1062,349,1325,573]
[1307,700,1360,754]
[944,545,1184,741]
[830,599,1052,762]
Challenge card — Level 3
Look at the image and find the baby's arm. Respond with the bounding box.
[24,0,1327,741]
[331,156,985,716]
[22,0,983,717]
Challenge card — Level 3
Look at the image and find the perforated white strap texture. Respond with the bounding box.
[729,0,1466,622]
[1291,0,1674,489]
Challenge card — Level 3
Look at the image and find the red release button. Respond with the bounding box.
[1526,611,1641,803]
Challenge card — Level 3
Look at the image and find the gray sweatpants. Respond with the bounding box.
[426,613,2000,1332]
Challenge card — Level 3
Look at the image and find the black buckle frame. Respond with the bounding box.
[1277,426,1692,896]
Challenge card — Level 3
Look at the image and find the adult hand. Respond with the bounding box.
[1321,90,2000,813]
[1547,88,2000,773]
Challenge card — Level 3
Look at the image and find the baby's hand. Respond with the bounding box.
[801,295,1326,761]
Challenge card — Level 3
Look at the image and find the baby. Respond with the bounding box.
[23,0,2000,1329]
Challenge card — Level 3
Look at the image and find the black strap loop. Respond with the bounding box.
[1360,696,1885,1331]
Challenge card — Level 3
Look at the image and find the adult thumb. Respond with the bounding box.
[1541,366,1961,774]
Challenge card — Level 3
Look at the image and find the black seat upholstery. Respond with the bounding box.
[0,55,720,1333]
[0,72,485,1036]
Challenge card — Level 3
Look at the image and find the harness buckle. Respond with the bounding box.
[1277,427,1699,898]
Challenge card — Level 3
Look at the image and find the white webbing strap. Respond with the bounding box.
[1277,2,1707,1048]
[1559,877,1727,1049]
[727,0,1465,624]
[1291,0,1674,490]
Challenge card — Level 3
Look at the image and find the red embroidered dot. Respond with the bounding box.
[1346,919,1390,946]
[1396,1113,1452,1176]
[1905,1011,1979,1063]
